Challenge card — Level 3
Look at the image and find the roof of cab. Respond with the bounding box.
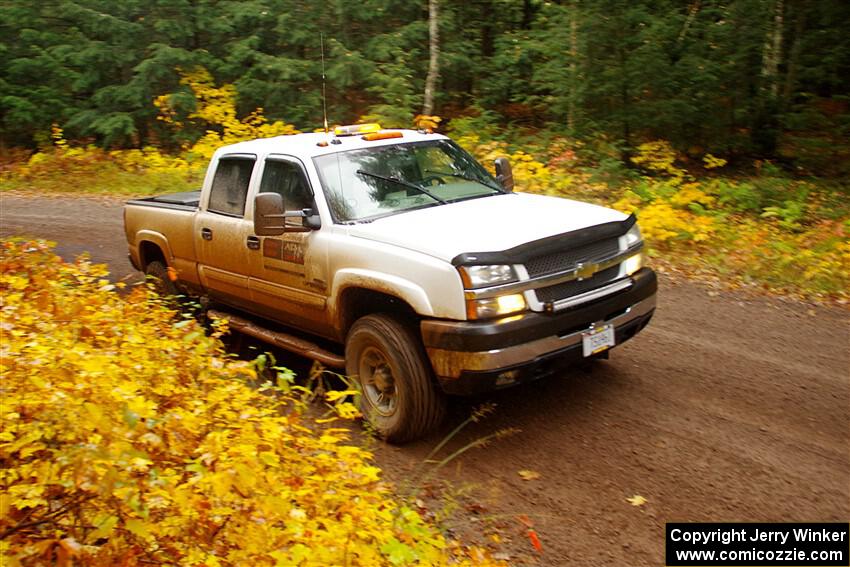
[214,129,449,161]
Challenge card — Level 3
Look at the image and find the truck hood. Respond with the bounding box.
[346,192,627,263]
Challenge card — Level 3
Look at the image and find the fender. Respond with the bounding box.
[136,230,173,265]
[330,268,435,321]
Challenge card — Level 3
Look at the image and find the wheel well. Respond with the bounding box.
[338,287,419,337]
[139,241,166,271]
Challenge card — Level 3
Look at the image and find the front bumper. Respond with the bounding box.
[422,267,657,395]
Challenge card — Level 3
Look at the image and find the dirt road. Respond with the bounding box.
[2,193,848,565]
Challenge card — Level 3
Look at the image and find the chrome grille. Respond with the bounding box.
[525,238,620,277]
[534,265,621,304]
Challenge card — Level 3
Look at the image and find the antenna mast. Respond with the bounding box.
[321,33,329,135]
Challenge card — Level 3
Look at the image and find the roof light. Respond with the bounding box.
[362,131,403,141]
[334,123,381,137]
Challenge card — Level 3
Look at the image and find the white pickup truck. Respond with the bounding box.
[124,125,656,442]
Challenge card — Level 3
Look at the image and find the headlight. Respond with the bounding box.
[458,264,517,289]
[623,223,644,275]
[466,293,527,319]
[625,224,642,248]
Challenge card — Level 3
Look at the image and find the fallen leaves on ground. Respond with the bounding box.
[518,469,541,481]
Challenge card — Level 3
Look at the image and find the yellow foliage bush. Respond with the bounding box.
[630,140,688,184]
[0,240,502,566]
[614,200,715,244]
[109,146,194,175]
[702,153,727,170]
[730,222,850,296]
[157,68,300,161]
[413,115,442,131]
[457,136,558,195]
[669,183,716,210]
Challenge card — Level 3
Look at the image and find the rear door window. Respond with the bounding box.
[208,157,256,217]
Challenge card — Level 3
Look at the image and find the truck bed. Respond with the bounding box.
[124,191,201,288]
[127,190,201,211]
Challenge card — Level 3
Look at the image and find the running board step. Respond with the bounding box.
[207,309,345,368]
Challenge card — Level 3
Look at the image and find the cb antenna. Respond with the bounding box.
[321,32,329,136]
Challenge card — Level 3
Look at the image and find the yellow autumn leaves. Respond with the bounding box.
[0,240,502,566]
[155,67,300,162]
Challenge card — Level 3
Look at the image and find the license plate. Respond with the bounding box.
[582,324,615,357]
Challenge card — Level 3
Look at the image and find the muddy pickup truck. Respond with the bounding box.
[124,124,656,441]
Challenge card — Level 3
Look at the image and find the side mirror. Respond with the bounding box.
[494,157,514,192]
[254,192,286,236]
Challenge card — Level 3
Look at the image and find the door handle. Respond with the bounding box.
[246,236,260,250]
[201,228,213,241]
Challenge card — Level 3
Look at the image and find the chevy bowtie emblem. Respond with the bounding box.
[575,262,597,281]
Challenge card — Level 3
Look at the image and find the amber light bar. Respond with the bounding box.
[362,131,403,141]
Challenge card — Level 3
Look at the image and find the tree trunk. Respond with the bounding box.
[782,0,806,109]
[521,0,534,29]
[568,3,578,132]
[760,0,784,99]
[617,45,631,151]
[480,0,494,58]
[422,0,440,116]
[753,0,784,155]
[676,0,701,47]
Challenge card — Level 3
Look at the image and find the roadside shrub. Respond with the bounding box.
[721,221,850,296]
[0,126,203,195]
[0,240,501,566]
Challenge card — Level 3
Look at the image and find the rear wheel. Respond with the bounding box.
[345,314,445,443]
[145,260,180,298]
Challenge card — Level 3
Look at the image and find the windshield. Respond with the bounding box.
[312,140,503,222]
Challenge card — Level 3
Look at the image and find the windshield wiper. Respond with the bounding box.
[356,170,447,205]
[424,170,504,193]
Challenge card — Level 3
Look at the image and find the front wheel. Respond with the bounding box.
[345,314,445,443]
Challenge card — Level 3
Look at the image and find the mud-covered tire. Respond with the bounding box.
[145,260,180,298]
[345,314,445,443]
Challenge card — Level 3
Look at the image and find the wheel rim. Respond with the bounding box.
[358,346,397,417]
